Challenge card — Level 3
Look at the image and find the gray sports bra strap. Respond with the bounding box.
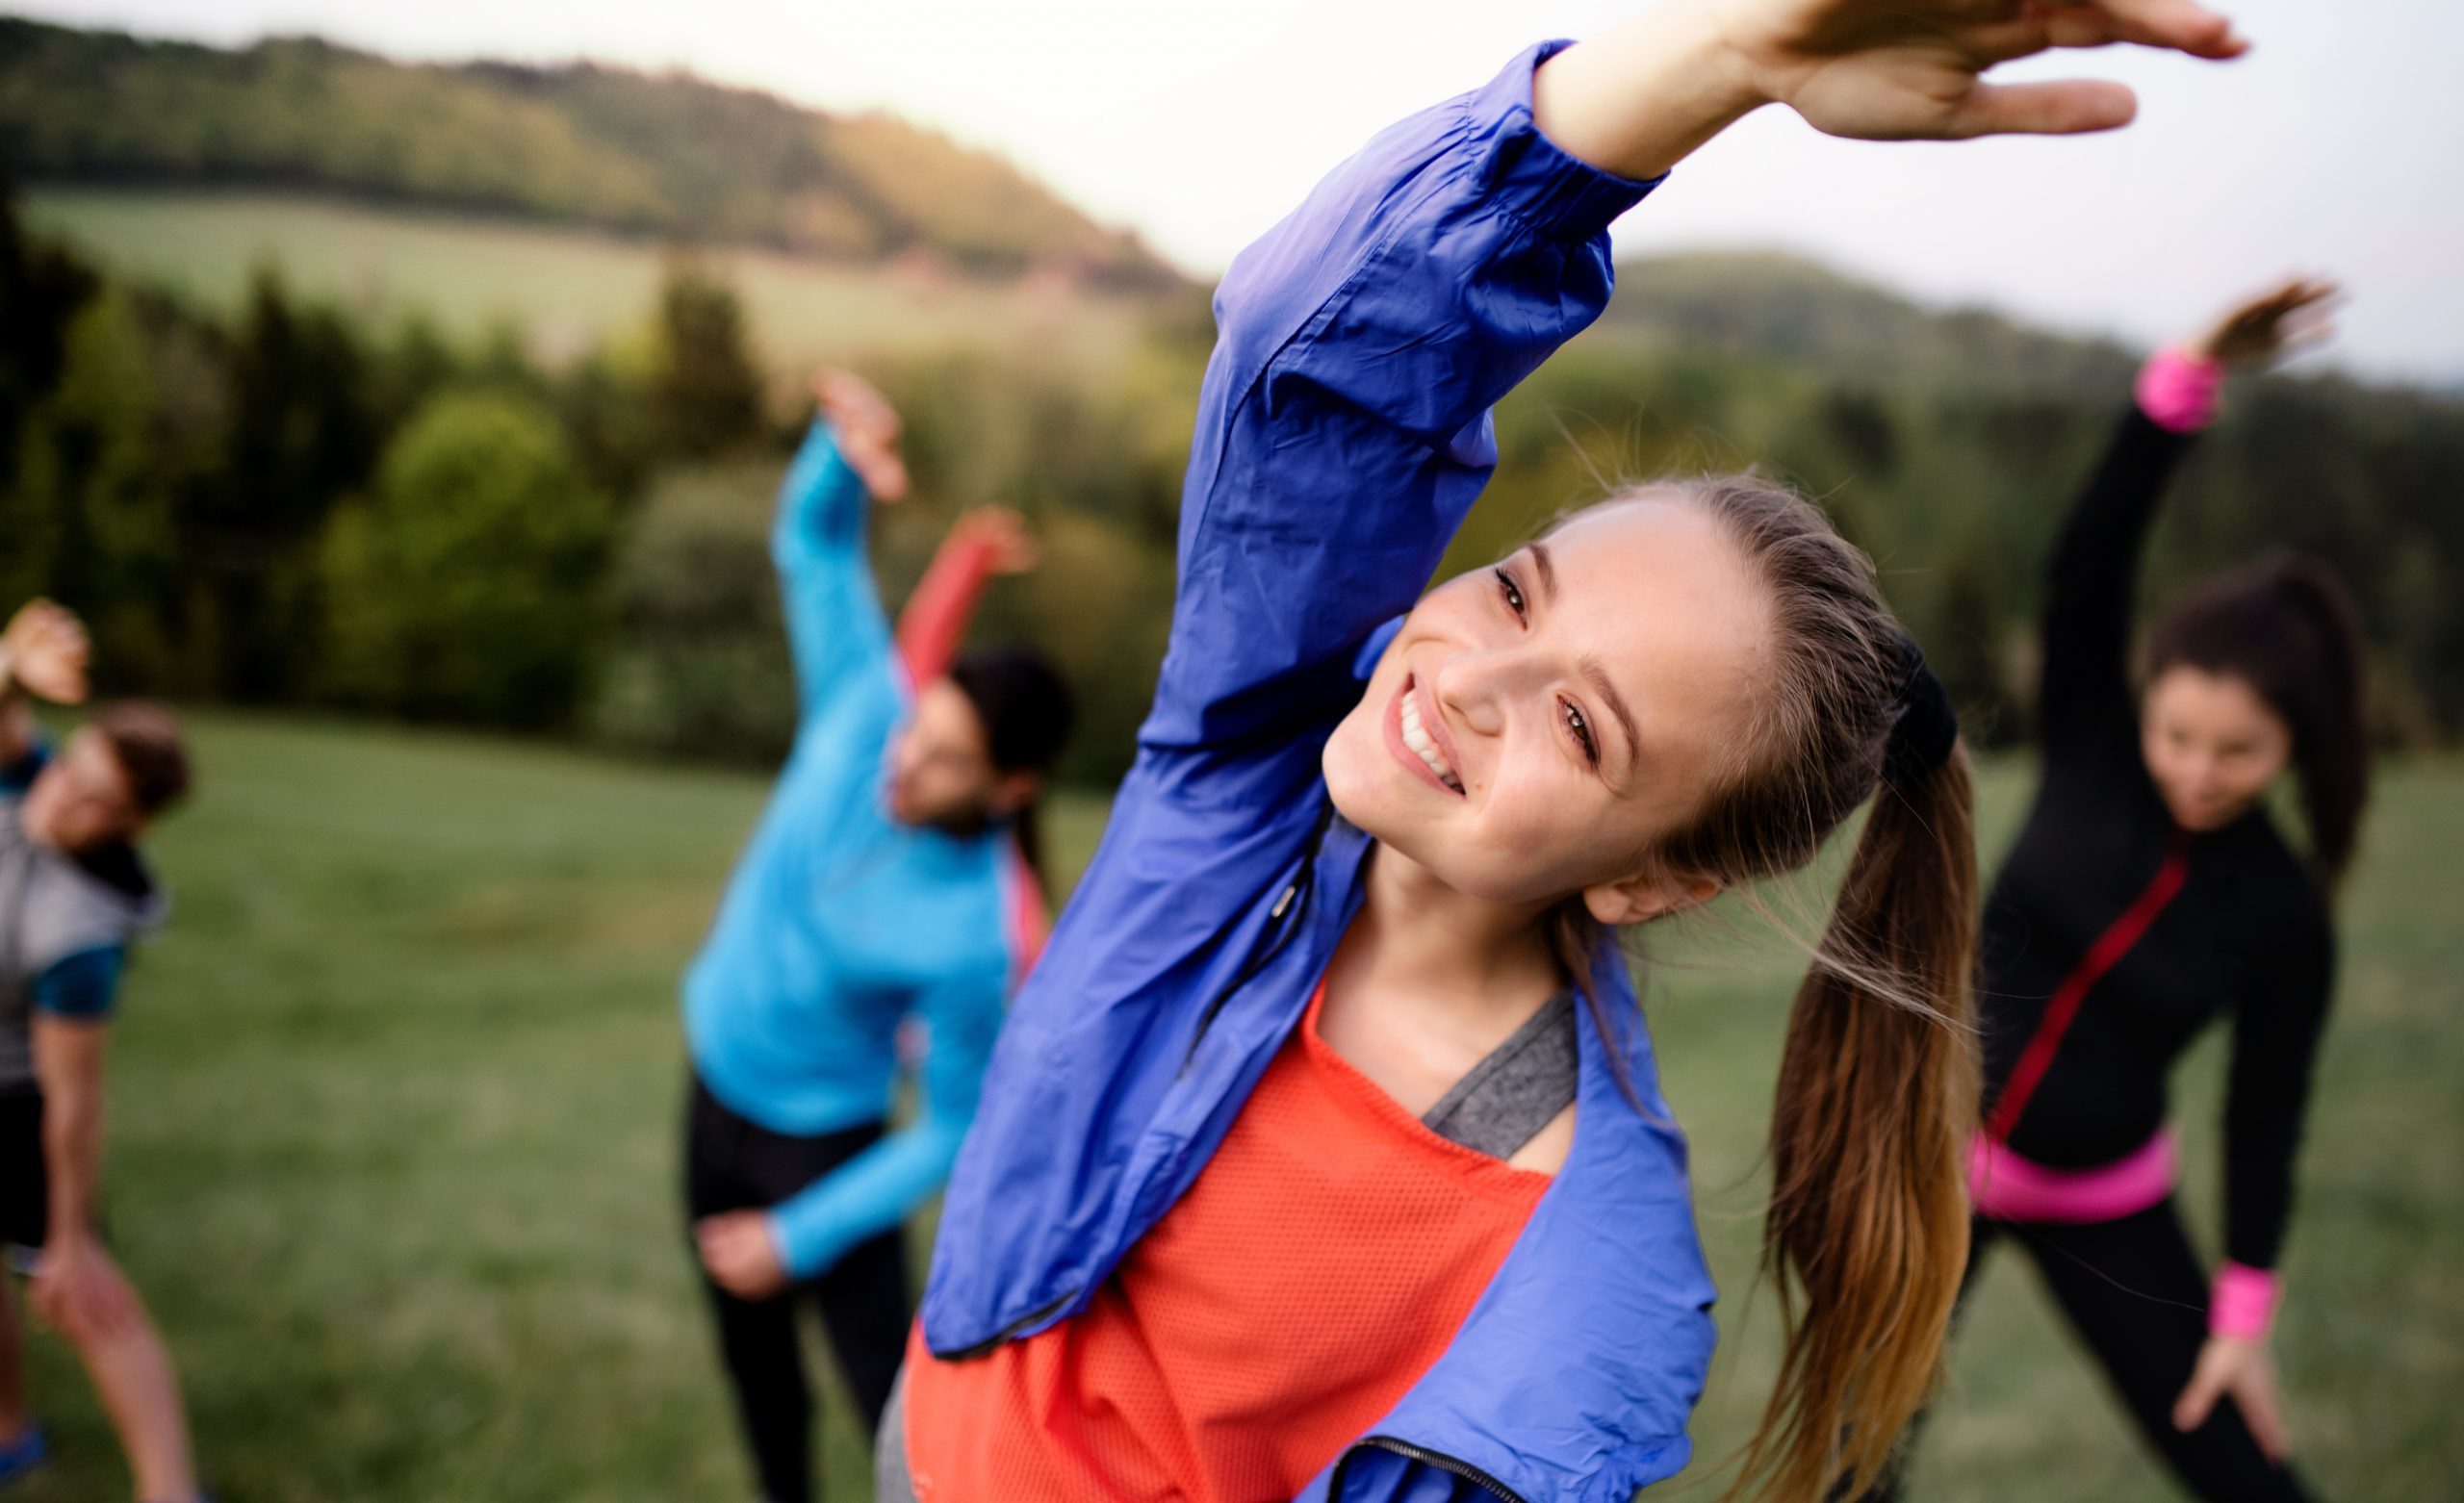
[1421,991,1579,1160]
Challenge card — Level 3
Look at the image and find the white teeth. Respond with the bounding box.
[1399,692,1460,790]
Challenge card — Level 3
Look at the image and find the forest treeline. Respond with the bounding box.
[4,174,2460,783]
[0,17,1178,290]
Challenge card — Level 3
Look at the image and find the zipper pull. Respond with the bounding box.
[1270,881,1298,921]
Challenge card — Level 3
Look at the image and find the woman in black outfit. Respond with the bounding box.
[1879,278,2369,1502]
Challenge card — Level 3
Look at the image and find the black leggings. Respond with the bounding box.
[683,1077,911,1503]
[1867,1198,2314,1501]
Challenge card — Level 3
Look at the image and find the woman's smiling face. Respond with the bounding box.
[1322,496,1773,908]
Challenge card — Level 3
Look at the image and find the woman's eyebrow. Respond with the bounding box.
[1578,651,1641,777]
[1527,541,1559,603]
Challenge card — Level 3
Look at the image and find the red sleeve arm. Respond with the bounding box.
[895,527,1002,688]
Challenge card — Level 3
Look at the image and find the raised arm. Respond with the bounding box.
[771,370,913,727]
[895,507,1039,689]
[0,599,89,777]
[1136,45,1656,770]
[2037,278,2338,763]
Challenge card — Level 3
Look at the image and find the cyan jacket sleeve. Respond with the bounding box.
[1136,41,1655,791]
[32,945,125,1020]
[772,420,898,728]
[766,957,1006,1280]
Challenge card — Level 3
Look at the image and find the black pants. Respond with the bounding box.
[1,1092,47,1253]
[1864,1199,2314,1501]
[683,1077,911,1503]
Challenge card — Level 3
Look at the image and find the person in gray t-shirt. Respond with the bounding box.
[0,599,202,1501]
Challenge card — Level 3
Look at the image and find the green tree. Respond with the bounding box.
[196,266,383,700]
[320,393,614,728]
[645,261,766,464]
[0,176,100,490]
[2,291,223,691]
[588,462,795,762]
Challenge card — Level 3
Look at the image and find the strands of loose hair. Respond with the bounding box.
[1548,476,1980,1500]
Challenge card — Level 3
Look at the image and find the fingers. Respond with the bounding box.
[814,369,901,443]
[2240,1373,2292,1462]
[2087,0,2246,59]
[1948,78,2139,138]
[866,453,912,504]
[1968,2,2245,66]
[2171,1348,2226,1431]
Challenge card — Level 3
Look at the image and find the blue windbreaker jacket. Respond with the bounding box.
[920,43,1720,1501]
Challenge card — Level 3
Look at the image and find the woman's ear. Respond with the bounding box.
[1581,868,1721,928]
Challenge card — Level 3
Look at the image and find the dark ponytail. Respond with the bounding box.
[948,648,1076,891]
[2148,554,2372,892]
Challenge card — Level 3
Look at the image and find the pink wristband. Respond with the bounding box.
[2135,346,2225,433]
[2209,1261,2281,1340]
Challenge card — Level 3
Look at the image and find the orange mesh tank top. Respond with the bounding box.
[901,981,1553,1501]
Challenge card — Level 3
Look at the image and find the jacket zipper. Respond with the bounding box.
[1326,1436,1526,1501]
[1178,802,1336,1071]
[949,812,1338,1360]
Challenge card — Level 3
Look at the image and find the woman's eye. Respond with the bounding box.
[1493,567,1527,622]
[1562,699,1599,765]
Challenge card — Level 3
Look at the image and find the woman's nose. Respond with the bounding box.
[1431,648,1534,739]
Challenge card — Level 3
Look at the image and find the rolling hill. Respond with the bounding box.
[0,16,1182,291]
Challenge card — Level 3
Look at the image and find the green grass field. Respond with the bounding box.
[20,189,1164,372]
[13,713,2460,1500]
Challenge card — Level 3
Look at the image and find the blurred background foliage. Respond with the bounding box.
[2,13,2460,789]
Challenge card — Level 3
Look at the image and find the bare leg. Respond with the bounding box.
[50,1248,198,1502]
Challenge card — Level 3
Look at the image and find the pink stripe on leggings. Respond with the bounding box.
[1968,1128,2179,1224]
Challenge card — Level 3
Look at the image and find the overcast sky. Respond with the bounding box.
[14,0,2463,383]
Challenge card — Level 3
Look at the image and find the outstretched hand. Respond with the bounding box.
[812,368,911,503]
[2187,276,2340,370]
[1537,0,2247,180]
[952,506,1041,576]
[1722,0,2246,141]
[0,599,91,705]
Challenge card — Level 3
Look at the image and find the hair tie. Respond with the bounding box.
[1885,632,1959,786]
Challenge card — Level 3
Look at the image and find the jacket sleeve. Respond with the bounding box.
[772,420,899,728]
[1135,41,1655,802]
[31,945,125,1021]
[896,526,1002,689]
[2036,401,2200,767]
[765,956,1007,1280]
[2220,917,2335,1271]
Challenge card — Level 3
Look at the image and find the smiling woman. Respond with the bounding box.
[884,3,2256,1499]
[1325,498,1769,912]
